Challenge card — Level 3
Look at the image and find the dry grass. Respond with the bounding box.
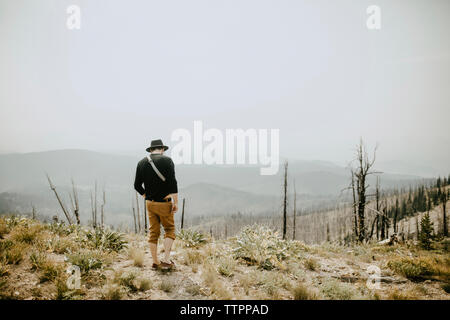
[320,278,362,300]
[387,256,450,281]
[215,256,236,277]
[10,224,43,244]
[291,283,319,300]
[182,248,205,266]
[128,247,145,267]
[138,278,152,292]
[304,257,320,271]
[201,262,232,299]
[387,288,420,300]
[1,241,27,265]
[101,284,123,300]
[0,218,9,239]
[159,279,175,293]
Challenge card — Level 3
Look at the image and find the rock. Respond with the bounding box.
[379,276,407,284]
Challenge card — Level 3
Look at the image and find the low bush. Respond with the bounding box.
[232,225,306,270]
[177,229,208,248]
[84,228,127,252]
[66,251,103,274]
[387,257,435,281]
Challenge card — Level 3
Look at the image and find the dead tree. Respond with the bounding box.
[31,203,36,220]
[143,197,147,234]
[135,192,141,233]
[375,176,380,239]
[350,170,358,238]
[46,173,73,225]
[441,189,448,237]
[70,178,81,225]
[101,188,106,229]
[293,179,297,240]
[132,199,137,234]
[181,198,186,229]
[393,197,399,233]
[353,139,377,242]
[282,161,288,240]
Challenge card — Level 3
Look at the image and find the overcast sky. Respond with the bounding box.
[1,0,449,172]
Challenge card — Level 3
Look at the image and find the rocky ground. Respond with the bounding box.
[0,216,449,300]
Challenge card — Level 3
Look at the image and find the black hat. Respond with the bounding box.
[146,139,169,152]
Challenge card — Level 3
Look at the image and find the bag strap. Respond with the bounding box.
[146,155,166,181]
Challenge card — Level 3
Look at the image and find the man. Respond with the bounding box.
[134,139,178,270]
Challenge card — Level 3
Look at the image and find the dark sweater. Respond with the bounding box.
[134,154,178,201]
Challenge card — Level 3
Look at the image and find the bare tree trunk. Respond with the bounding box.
[143,197,147,234]
[351,171,358,238]
[442,190,448,237]
[71,179,80,225]
[293,179,297,240]
[393,197,399,233]
[282,161,288,240]
[135,192,141,233]
[46,174,73,225]
[132,205,137,234]
[181,198,185,229]
[354,139,377,242]
[101,189,106,229]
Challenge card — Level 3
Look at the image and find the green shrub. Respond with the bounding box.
[84,228,127,252]
[216,257,236,277]
[177,229,207,247]
[387,258,434,280]
[29,251,48,271]
[320,278,360,300]
[47,222,79,236]
[114,271,138,292]
[66,251,103,274]
[232,225,305,270]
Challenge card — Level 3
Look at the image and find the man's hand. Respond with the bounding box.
[172,203,178,213]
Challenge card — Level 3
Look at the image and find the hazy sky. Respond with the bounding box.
[1,0,449,172]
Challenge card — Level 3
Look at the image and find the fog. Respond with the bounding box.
[1,0,449,174]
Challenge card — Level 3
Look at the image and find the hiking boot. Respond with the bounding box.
[160,260,175,270]
[152,263,160,270]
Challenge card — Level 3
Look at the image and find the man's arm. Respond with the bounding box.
[165,158,178,212]
[134,163,146,197]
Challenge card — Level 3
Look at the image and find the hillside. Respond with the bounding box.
[0,150,432,226]
[0,216,449,300]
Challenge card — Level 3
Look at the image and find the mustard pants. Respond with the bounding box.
[146,200,176,244]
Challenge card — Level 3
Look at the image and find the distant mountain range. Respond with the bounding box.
[0,149,436,226]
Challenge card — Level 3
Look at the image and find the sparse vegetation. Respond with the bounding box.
[66,251,103,274]
[84,228,127,252]
[128,247,145,267]
[291,283,319,300]
[101,284,123,300]
[320,278,361,300]
[304,257,319,271]
[159,279,175,293]
[0,216,448,300]
[177,229,208,247]
[232,225,306,270]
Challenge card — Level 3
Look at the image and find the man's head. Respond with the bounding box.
[146,139,169,153]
